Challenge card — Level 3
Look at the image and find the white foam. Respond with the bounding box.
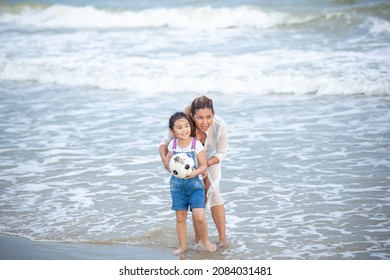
[2,161,46,175]
[0,5,305,30]
[366,17,390,36]
[1,3,389,97]
[17,183,51,192]
[140,195,164,205]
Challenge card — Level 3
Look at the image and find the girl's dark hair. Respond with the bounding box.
[168,112,195,137]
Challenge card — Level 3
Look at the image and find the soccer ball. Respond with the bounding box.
[169,153,195,179]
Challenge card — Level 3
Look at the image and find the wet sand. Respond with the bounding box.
[0,234,178,260]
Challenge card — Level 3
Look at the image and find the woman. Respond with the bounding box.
[160,95,228,247]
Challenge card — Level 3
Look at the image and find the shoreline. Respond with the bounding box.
[0,234,178,260]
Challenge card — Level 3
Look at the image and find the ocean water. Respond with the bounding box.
[0,0,389,259]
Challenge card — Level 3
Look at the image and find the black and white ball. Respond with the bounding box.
[169,153,195,179]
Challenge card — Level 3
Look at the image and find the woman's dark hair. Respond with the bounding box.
[190,95,214,116]
[183,95,214,134]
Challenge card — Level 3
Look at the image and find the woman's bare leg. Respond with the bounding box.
[204,176,228,247]
[211,204,227,247]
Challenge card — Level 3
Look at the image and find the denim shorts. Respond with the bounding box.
[170,178,205,211]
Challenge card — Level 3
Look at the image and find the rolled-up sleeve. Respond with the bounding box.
[214,119,228,162]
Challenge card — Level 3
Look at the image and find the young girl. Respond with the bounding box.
[167,112,217,255]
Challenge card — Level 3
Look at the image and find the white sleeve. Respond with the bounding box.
[195,140,205,155]
[167,140,174,152]
[214,120,228,162]
[160,130,174,146]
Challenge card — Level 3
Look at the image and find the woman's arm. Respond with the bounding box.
[207,155,220,167]
[159,130,174,171]
[211,119,228,164]
[159,144,171,171]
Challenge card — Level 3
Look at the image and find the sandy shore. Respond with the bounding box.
[0,234,178,260]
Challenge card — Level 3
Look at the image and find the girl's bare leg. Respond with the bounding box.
[192,214,201,243]
[173,210,187,255]
[192,208,216,253]
[192,183,207,244]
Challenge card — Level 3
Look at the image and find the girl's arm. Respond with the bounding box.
[189,149,207,178]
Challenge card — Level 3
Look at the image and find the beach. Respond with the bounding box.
[1,234,389,280]
[0,234,177,260]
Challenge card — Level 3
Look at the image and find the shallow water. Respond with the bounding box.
[1,83,389,259]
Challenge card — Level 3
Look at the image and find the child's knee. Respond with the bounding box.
[176,211,187,223]
[196,216,206,226]
[176,216,186,224]
[192,210,206,224]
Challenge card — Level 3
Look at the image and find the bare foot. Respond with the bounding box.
[172,247,186,255]
[193,241,204,251]
[219,239,229,248]
[204,241,217,253]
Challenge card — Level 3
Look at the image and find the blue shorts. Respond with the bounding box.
[170,177,205,211]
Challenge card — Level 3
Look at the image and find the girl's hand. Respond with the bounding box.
[186,170,197,179]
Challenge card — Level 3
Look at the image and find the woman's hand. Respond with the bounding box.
[163,151,173,172]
